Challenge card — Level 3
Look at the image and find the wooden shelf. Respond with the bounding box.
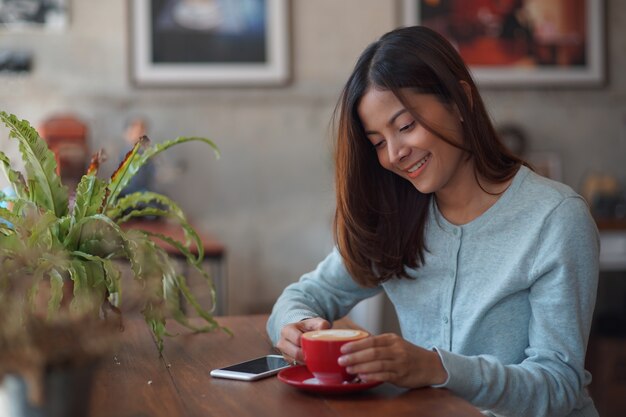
[595,218,626,231]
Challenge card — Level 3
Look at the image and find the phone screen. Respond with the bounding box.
[210,355,291,381]
[221,356,289,374]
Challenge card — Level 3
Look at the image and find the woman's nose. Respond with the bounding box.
[387,139,411,165]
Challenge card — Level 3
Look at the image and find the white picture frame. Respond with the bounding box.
[401,0,605,87]
[130,0,290,87]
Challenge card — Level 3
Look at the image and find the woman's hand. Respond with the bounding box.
[337,333,448,388]
[276,317,331,364]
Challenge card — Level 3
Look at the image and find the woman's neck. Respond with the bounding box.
[435,163,513,226]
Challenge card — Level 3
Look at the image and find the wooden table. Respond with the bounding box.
[89,315,483,417]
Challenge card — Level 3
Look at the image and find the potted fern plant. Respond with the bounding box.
[0,111,224,417]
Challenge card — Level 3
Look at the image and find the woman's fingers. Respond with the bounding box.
[277,318,331,363]
[340,332,399,353]
[339,333,400,360]
[276,337,301,363]
[281,324,303,346]
[298,317,331,332]
[339,333,447,388]
[339,335,398,373]
[337,334,417,384]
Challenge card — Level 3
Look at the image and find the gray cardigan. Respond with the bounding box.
[267,166,599,417]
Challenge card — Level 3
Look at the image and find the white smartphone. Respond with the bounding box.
[210,355,292,381]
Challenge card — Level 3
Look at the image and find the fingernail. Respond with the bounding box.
[338,356,347,366]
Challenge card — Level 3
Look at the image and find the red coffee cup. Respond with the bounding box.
[301,329,369,384]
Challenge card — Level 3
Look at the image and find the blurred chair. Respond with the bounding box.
[38,115,89,187]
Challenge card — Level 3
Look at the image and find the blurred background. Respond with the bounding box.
[0,0,625,412]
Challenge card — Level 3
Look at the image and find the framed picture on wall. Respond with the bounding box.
[130,0,290,87]
[401,0,605,86]
[0,0,69,30]
[0,49,33,72]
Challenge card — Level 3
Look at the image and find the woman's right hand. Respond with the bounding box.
[276,317,331,363]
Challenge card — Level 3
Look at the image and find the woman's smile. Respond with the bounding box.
[405,153,431,178]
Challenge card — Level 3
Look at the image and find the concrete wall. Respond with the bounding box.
[1,0,625,315]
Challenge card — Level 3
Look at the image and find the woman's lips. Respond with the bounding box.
[406,154,430,179]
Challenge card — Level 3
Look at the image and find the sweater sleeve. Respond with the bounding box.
[434,196,599,417]
[266,248,382,345]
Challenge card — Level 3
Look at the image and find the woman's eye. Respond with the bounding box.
[399,121,416,132]
[374,140,386,149]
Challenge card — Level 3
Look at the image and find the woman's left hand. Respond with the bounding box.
[337,333,448,388]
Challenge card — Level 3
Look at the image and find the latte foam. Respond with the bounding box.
[303,329,368,341]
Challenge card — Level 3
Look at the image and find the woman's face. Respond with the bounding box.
[357,87,470,195]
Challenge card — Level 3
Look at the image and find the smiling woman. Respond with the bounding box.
[267,25,600,417]
[358,88,468,197]
[332,27,522,286]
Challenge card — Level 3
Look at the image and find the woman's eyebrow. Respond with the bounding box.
[364,109,408,135]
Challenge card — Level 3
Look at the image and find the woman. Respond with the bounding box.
[266,26,599,417]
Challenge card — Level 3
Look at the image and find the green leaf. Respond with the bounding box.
[72,175,107,224]
[0,112,69,217]
[27,210,58,250]
[86,150,106,176]
[55,216,72,246]
[66,258,106,315]
[68,258,88,297]
[65,214,142,278]
[47,269,65,318]
[147,315,167,353]
[0,206,19,229]
[104,136,219,210]
[101,258,122,304]
[72,251,122,303]
[176,274,222,332]
[70,174,108,249]
[139,136,220,163]
[152,238,224,335]
[85,260,106,292]
[0,150,29,199]
[108,191,204,263]
[141,229,199,266]
[102,137,147,212]
[108,191,185,223]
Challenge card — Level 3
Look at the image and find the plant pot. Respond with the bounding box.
[0,361,98,417]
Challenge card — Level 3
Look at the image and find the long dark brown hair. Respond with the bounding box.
[333,26,525,287]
